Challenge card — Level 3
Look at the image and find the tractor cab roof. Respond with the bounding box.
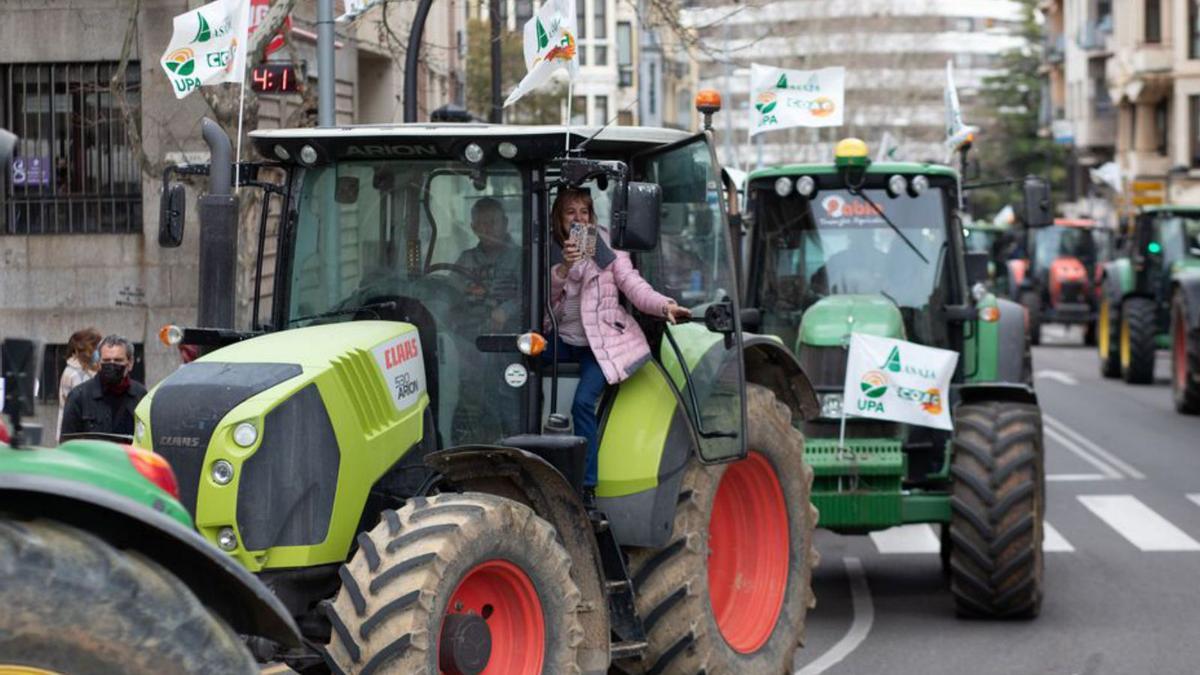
[250,123,692,165]
[1141,204,1200,215]
[747,161,958,182]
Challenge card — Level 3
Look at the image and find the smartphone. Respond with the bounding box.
[569,221,597,259]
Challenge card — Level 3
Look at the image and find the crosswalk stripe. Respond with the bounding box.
[1078,495,1200,551]
[1042,521,1075,552]
[869,524,940,554]
[1188,494,1200,509]
[1047,473,1108,482]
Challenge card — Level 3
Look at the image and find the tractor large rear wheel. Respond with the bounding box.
[322,493,584,674]
[0,517,255,675]
[1098,296,1121,378]
[948,402,1045,618]
[1171,292,1200,414]
[624,384,817,673]
[1120,297,1158,384]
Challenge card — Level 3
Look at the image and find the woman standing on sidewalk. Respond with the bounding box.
[57,327,101,442]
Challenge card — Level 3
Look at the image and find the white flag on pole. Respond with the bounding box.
[160,0,252,99]
[749,64,844,137]
[943,60,979,156]
[841,333,959,431]
[504,0,579,108]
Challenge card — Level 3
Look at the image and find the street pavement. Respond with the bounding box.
[792,324,1200,675]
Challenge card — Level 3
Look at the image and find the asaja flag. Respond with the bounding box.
[749,64,844,137]
[504,0,578,108]
[160,0,251,99]
[841,333,958,431]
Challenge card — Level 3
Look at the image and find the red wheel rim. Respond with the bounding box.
[707,451,790,654]
[1175,312,1188,388]
[441,560,544,674]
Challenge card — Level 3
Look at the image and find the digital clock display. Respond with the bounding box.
[250,64,300,93]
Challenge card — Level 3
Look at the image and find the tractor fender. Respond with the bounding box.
[1100,259,1135,302]
[424,445,610,671]
[957,382,1038,406]
[993,297,1029,384]
[0,473,302,648]
[1172,273,1200,331]
[743,335,820,421]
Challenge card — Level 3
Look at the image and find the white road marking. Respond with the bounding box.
[1047,473,1108,482]
[1188,494,1200,509]
[795,557,874,675]
[1042,521,1075,552]
[1035,369,1079,385]
[1044,415,1146,480]
[1043,425,1123,480]
[868,524,940,554]
[1078,495,1200,551]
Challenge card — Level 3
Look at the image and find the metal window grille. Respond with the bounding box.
[1,62,142,235]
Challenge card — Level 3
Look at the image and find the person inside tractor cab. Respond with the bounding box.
[455,197,521,330]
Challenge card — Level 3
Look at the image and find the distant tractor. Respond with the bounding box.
[963,219,1016,297]
[1097,206,1200,412]
[738,138,1049,618]
[1011,218,1105,345]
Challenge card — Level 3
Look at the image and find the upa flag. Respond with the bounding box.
[504,0,578,108]
[841,333,958,431]
[160,0,252,99]
[749,64,844,136]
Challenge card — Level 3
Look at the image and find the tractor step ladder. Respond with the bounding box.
[591,511,648,661]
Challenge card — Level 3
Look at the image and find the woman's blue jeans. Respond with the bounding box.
[544,336,606,488]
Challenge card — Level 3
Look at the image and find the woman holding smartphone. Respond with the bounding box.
[547,187,692,500]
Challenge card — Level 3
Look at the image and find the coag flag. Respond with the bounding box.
[841,333,958,431]
[943,60,979,156]
[749,64,844,137]
[504,0,579,108]
[160,0,252,99]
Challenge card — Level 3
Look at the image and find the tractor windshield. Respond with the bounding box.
[1032,226,1097,273]
[756,187,949,313]
[286,159,527,446]
[1155,214,1200,262]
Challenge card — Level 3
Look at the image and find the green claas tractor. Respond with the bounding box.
[1096,205,1200,411]
[143,113,820,673]
[737,137,1048,617]
[0,338,300,674]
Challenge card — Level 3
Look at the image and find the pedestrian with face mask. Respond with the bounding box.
[59,334,147,439]
[56,327,102,442]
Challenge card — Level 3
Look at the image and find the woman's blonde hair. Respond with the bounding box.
[550,187,595,244]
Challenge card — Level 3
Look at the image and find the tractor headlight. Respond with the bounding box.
[887,174,907,197]
[774,177,794,197]
[299,144,318,165]
[498,142,518,159]
[233,422,258,448]
[819,393,844,419]
[273,145,290,161]
[464,142,485,164]
[796,175,816,197]
[910,174,929,194]
[134,419,146,444]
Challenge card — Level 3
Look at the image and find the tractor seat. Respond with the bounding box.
[499,433,587,494]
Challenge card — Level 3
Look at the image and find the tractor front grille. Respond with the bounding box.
[1059,280,1085,304]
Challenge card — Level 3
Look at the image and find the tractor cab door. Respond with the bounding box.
[635,135,747,463]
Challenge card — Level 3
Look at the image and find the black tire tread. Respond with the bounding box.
[1122,297,1158,384]
[1099,295,1122,378]
[1171,292,1200,414]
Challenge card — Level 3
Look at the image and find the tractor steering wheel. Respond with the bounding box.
[426,262,483,284]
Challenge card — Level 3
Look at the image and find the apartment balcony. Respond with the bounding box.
[1130,44,1172,76]
[1077,105,1117,150]
[1045,33,1066,64]
[1121,150,1171,180]
[1077,17,1112,54]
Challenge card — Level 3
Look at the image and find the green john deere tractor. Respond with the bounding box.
[962,217,1016,298]
[142,114,821,673]
[1096,206,1200,411]
[737,137,1048,618]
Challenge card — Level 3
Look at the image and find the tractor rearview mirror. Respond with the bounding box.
[2,338,38,418]
[964,251,989,286]
[158,183,187,248]
[1021,175,1053,228]
[612,181,661,252]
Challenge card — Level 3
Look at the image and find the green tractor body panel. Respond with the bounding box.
[134,321,429,572]
[1104,257,1135,297]
[964,293,1002,383]
[0,439,192,528]
[797,295,905,348]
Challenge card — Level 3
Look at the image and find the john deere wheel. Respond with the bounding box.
[1098,296,1121,378]
[948,402,1044,618]
[1120,297,1158,384]
[624,384,817,673]
[1171,292,1200,414]
[322,493,584,674]
[1020,292,1042,346]
[0,517,255,675]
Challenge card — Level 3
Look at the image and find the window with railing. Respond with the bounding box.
[1146,0,1162,43]
[1,62,142,235]
[1156,97,1170,156]
[576,1,587,66]
[592,0,608,66]
[1191,1,1200,58]
[617,21,633,87]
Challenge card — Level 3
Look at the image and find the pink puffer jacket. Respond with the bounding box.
[547,230,674,385]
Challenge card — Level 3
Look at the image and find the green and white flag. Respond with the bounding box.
[842,333,958,431]
[504,0,579,108]
[749,64,844,137]
[160,0,252,99]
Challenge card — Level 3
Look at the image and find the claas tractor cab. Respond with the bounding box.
[740,137,1050,618]
[1097,205,1200,412]
[142,115,820,674]
[1011,217,1103,345]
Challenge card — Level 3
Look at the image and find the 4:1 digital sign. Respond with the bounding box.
[250,64,301,94]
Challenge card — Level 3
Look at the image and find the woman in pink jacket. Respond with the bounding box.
[547,188,691,496]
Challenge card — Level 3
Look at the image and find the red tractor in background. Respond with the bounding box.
[1010,218,1108,345]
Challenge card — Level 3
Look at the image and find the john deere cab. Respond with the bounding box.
[141,115,820,674]
[739,137,1048,618]
[1096,205,1200,412]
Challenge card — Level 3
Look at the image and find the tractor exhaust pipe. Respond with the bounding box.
[197,117,238,329]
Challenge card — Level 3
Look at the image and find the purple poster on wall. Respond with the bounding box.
[11,156,50,186]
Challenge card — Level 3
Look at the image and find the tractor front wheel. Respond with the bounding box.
[948,402,1045,618]
[322,493,583,674]
[1120,297,1158,384]
[1020,292,1042,346]
[1098,296,1121,378]
[625,384,818,673]
[1171,292,1200,414]
[0,517,256,675]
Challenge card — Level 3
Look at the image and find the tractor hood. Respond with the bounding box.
[197,321,418,367]
[798,295,905,348]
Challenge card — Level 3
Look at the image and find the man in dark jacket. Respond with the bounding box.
[60,334,147,439]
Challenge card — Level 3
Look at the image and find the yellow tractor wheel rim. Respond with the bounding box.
[1098,300,1109,358]
[1120,313,1131,370]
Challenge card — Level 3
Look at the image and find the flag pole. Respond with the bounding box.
[234,75,246,195]
[565,78,573,153]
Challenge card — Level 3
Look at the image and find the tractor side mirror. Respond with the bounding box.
[158,183,187,248]
[0,129,16,164]
[1021,175,1053,228]
[964,251,989,286]
[612,181,661,252]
